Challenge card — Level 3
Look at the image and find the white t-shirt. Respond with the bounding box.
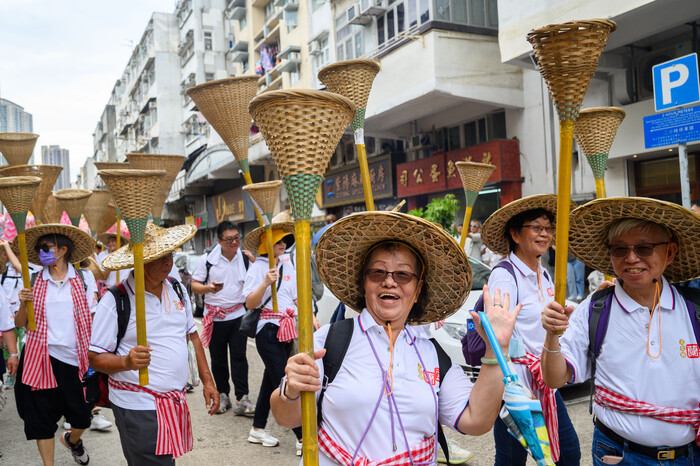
[0,286,13,332]
[242,256,297,335]
[560,278,700,446]
[90,272,196,410]
[311,310,472,465]
[3,262,42,315]
[192,244,247,320]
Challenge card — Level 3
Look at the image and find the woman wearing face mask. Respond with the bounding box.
[12,224,98,466]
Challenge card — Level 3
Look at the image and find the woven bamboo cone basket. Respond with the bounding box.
[0,133,40,166]
[0,165,63,224]
[126,153,185,225]
[42,193,62,224]
[53,189,92,227]
[98,168,165,386]
[249,89,355,465]
[455,161,496,249]
[97,201,117,236]
[83,190,113,236]
[318,59,381,210]
[528,19,616,335]
[574,107,625,198]
[242,180,284,313]
[94,162,130,272]
[0,176,42,330]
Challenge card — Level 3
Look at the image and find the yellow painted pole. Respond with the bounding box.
[356,141,375,211]
[295,220,318,464]
[459,205,473,250]
[132,242,149,385]
[17,233,36,331]
[265,228,279,313]
[553,121,574,335]
[115,214,121,283]
[242,172,266,227]
[594,178,606,199]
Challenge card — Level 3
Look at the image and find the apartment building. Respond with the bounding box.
[41,145,71,190]
[0,98,35,164]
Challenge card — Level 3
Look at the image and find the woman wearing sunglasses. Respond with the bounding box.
[271,210,519,465]
[541,197,700,465]
[478,194,582,465]
[12,224,98,466]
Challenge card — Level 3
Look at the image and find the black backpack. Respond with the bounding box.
[318,318,453,462]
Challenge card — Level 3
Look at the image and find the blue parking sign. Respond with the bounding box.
[653,53,700,112]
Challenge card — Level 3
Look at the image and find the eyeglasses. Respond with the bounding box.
[521,224,556,235]
[469,224,480,229]
[608,242,669,258]
[365,268,418,285]
[35,243,55,253]
[220,235,241,244]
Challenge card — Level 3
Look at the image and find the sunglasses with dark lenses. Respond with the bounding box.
[36,243,55,253]
[365,268,417,285]
[608,242,669,258]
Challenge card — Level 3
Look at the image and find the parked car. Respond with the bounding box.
[174,250,207,317]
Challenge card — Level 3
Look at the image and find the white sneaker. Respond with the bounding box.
[63,420,71,430]
[437,438,474,464]
[248,428,279,447]
[217,393,231,414]
[296,439,303,456]
[90,412,112,430]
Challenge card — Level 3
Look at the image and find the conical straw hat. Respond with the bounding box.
[186,76,259,168]
[80,256,107,282]
[318,59,381,130]
[242,180,283,222]
[97,201,117,235]
[248,90,356,221]
[527,19,616,122]
[0,165,63,223]
[53,189,92,225]
[83,189,113,234]
[42,193,63,224]
[574,107,626,180]
[455,161,496,207]
[98,169,166,243]
[0,176,42,234]
[0,133,40,166]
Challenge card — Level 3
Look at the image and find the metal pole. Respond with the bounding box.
[679,143,691,209]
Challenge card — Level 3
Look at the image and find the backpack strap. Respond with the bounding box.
[676,285,700,345]
[166,277,186,307]
[318,317,354,426]
[30,271,39,288]
[242,252,250,270]
[204,259,213,284]
[492,260,519,303]
[74,267,88,292]
[429,338,451,463]
[587,286,615,414]
[108,282,132,353]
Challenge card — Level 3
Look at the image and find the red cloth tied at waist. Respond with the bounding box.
[109,378,193,458]
[201,303,244,348]
[318,426,436,466]
[259,307,298,342]
[595,385,700,446]
[512,351,560,462]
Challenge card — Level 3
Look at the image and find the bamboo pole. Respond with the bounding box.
[265,228,279,312]
[116,214,121,282]
[132,242,148,385]
[459,206,473,250]
[17,233,35,330]
[355,138,375,210]
[553,121,574,309]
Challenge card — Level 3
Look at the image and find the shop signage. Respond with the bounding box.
[185,216,195,226]
[322,155,394,207]
[396,153,446,197]
[209,188,246,223]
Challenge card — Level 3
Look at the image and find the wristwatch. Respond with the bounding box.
[278,375,300,402]
[8,353,19,358]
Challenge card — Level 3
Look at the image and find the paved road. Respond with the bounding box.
[0,322,596,465]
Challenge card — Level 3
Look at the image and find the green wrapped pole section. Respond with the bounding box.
[9,212,28,234]
[464,189,480,208]
[350,107,366,131]
[284,174,324,221]
[115,207,121,216]
[238,158,250,175]
[152,217,162,227]
[69,217,81,227]
[123,216,149,243]
[587,153,609,180]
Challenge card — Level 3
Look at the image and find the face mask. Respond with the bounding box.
[39,249,59,266]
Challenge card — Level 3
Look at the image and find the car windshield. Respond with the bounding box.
[468,258,491,290]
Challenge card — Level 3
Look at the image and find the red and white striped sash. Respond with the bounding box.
[200,303,243,348]
[512,352,560,462]
[318,426,435,466]
[109,378,193,458]
[259,307,297,342]
[22,273,91,390]
[595,385,700,446]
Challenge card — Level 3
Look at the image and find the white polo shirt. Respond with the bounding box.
[192,244,247,320]
[89,272,196,410]
[242,257,296,335]
[312,310,472,465]
[41,265,98,367]
[560,278,700,447]
[0,286,13,333]
[3,262,42,314]
[487,252,555,388]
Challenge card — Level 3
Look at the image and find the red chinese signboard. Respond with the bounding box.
[396,153,447,197]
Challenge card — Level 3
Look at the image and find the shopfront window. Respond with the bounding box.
[635,154,699,204]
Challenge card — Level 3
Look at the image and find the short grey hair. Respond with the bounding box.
[607,219,672,244]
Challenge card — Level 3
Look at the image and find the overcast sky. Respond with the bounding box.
[0,0,176,183]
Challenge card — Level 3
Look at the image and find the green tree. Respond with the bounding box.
[408,194,460,235]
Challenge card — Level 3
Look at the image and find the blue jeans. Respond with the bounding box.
[567,259,586,298]
[494,390,580,465]
[592,425,699,465]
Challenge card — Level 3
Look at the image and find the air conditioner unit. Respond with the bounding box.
[409,132,432,148]
[348,3,372,25]
[309,40,322,56]
[635,41,691,100]
[360,0,385,16]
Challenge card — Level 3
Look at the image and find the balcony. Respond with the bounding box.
[258,71,282,93]
[227,5,246,20]
[276,46,301,73]
[254,23,280,52]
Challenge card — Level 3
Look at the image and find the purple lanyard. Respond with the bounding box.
[351,322,440,465]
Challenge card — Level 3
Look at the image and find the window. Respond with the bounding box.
[205,72,215,82]
[264,1,275,19]
[242,58,249,73]
[377,0,430,47]
[239,14,247,29]
[335,15,365,60]
[204,31,213,50]
[463,110,506,147]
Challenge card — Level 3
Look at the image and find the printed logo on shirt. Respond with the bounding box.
[283,275,292,281]
[680,339,700,359]
[417,363,440,385]
[174,300,184,311]
[546,287,554,297]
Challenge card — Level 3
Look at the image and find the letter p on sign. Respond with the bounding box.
[653,53,700,112]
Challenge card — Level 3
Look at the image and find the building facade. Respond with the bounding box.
[41,145,71,190]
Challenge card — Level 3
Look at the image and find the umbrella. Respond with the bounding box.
[311,223,332,246]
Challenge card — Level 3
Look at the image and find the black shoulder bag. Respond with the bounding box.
[239,267,283,338]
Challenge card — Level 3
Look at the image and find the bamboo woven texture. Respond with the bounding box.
[151,190,168,219]
[125,153,185,189]
[102,223,197,270]
[53,189,92,220]
[94,162,129,171]
[569,197,700,283]
[83,190,113,233]
[98,169,166,221]
[243,211,295,253]
[317,59,380,129]
[80,256,106,281]
[574,107,626,179]
[0,133,40,166]
[186,76,260,162]
[456,161,496,192]
[0,176,42,214]
[17,223,95,265]
[315,211,472,324]
[42,194,62,224]
[0,165,63,221]
[527,19,616,122]
[97,202,117,234]
[242,180,283,216]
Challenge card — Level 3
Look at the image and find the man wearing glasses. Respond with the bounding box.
[191,221,256,416]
